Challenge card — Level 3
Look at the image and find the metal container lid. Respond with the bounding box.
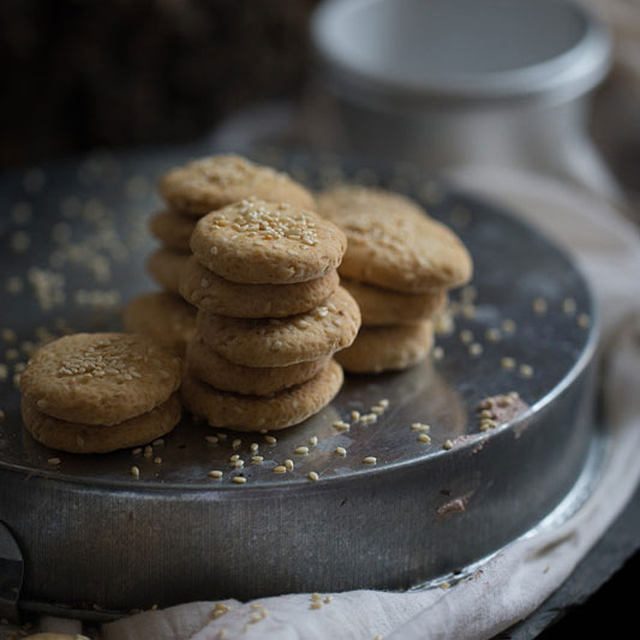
[311,0,612,107]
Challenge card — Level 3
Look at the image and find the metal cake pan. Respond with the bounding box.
[0,149,599,616]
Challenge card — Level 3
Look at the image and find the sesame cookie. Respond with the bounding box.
[149,210,196,252]
[186,334,329,396]
[197,286,361,367]
[317,185,472,292]
[181,359,343,431]
[190,198,347,284]
[123,292,196,355]
[179,256,340,318]
[336,321,434,373]
[342,278,447,326]
[158,154,315,216]
[20,333,182,425]
[21,393,181,454]
[146,247,190,294]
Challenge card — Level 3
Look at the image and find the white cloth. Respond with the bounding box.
[102,167,640,640]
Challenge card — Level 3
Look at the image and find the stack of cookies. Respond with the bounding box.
[179,197,360,431]
[19,333,182,453]
[317,185,472,373]
[128,155,316,356]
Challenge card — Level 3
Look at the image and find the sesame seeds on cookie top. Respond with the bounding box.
[158,154,316,216]
[317,185,473,292]
[190,198,347,284]
[20,333,182,426]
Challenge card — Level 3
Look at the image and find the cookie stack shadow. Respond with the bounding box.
[179,197,360,431]
[317,186,473,373]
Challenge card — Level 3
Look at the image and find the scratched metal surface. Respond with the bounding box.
[0,148,600,611]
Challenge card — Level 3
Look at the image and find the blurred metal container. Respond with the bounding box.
[311,0,616,195]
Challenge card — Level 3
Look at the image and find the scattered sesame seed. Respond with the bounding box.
[310,602,322,610]
[443,440,454,450]
[144,445,153,458]
[216,432,228,440]
[350,410,361,422]
[208,470,223,479]
[418,433,432,444]
[285,459,294,471]
[370,405,385,415]
[577,313,590,328]
[439,581,451,590]
[335,446,347,456]
[264,435,277,444]
[532,297,548,314]
[131,447,142,455]
[502,319,516,334]
[432,345,444,360]
[47,457,61,466]
[232,438,242,449]
[501,357,516,370]
[130,465,140,478]
[251,455,264,464]
[562,298,577,314]
[308,471,319,482]
[333,420,350,431]
[232,460,245,469]
[273,465,287,474]
[519,364,534,378]
[485,328,502,342]
[229,454,240,462]
[324,596,333,603]
[378,398,389,408]
[469,342,483,357]
[205,435,219,445]
[311,592,322,601]
[411,422,431,432]
[154,457,162,464]
[361,413,377,424]
[232,476,247,484]
[152,438,165,447]
[309,435,318,446]
[295,446,309,455]
[250,442,259,452]
[460,329,473,344]
[363,456,377,465]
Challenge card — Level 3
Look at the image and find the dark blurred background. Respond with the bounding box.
[0,0,318,169]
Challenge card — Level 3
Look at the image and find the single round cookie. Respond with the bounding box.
[22,393,181,454]
[317,185,473,292]
[341,278,447,326]
[146,247,190,294]
[148,210,196,251]
[190,198,347,284]
[181,359,343,431]
[20,333,182,425]
[336,321,434,373]
[158,154,315,216]
[197,286,361,367]
[179,256,340,318]
[186,334,330,396]
[123,291,197,355]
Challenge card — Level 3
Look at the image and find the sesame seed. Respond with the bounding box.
[311,593,322,601]
[333,420,350,431]
[230,454,240,462]
[264,435,277,444]
[285,459,294,471]
[335,446,347,456]
[350,410,361,422]
[232,438,242,449]
[485,328,502,342]
[216,432,228,440]
[378,398,389,408]
[295,446,309,455]
[324,596,333,603]
[418,433,432,444]
[232,460,245,469]
[251,455,264,464]
[370,405,384,415]
[208,470,223,478]
[152,439,165,447]
[308,471,319,482]
[533,297,548,314]
[47,457,61,466]
[469,343,483,357]
[273,465,287,474]
[232,476,247,484]
[309,435,318,446]
[479,409,493,419]
[501,357,516,370]
[154,457,162,464]
[443,440,454,450]
[130,466,140,478]
[310,602,322,610]
[502,319,516,334]
[433,346,444,360]
[205,435,219,444]
[361,413,377,424]
[562,298,577,314]
[250,442,259,452]
[144,445,153,458]
[363,456,377,465]
[411,422,430,432]
[131,447,142,455]
[519,364,534,378]
[577,313,590,328]
[460,329,473,344]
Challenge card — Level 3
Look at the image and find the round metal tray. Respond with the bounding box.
[0,149,598,615]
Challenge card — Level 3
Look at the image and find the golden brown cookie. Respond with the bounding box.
[123,291,197,355]
[342,278,447,326]
[186,334,329,396]
[179,256,340,318]
[317,185,472,292]
[148,210,196,251]
[146,247,190,294]
[158,154,315,216]
[197,286,361,367]
[21,393,181,454]
[336,321,434,373]
[20,333,182,425]
[190,198,347,284]
[181,359,343,431]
